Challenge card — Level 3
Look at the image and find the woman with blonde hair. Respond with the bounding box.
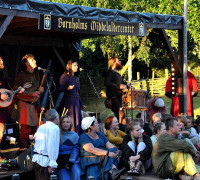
[152,113,162,126]
[57,115,80,180]
[121,121,152,175]
[148,113,162,133]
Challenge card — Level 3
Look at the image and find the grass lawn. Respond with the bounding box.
[82,96,200,122]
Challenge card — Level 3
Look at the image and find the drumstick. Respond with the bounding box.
[64,109,68,116]
[61,107,66,117]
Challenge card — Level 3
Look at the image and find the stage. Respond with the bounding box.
[0,147,35,180]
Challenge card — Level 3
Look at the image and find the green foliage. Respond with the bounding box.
[42,0,200,78]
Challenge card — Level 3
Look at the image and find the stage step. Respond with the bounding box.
[120,170,165,180]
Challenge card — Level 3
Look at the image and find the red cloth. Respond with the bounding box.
[146,98,167,121]
[165,71,198,117]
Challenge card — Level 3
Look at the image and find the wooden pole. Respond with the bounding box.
[183,0,188,115]
[137,72,140,80]
[165,69,168,80]
[152,71,155,95]
[128,36,132,83]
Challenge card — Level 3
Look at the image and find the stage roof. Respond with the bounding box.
[0,0,183,47]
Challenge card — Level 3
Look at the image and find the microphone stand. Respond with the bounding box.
[86,72,100,120]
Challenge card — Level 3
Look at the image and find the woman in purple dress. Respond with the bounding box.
[59,60,86,135]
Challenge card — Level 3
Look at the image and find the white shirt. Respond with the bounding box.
[32,121,60,168]
[188,127,199,139]
[150,135,158,147]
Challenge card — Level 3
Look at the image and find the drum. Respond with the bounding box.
[122,88,148,110]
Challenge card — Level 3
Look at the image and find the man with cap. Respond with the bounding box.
[146,98,167,122]
[32,109,60,180]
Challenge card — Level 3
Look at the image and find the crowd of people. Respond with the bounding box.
[32,108,200,180]
[0,54,200,180]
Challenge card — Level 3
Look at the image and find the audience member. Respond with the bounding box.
[161,112,172,123]
[99,123,106,135]
[105,116,126,148]
[146,98,167,122]
[152,117,200,180]
[57,115,80,180]
[177,116,190,138]
[78,116,125,180]
[186,116,200,147]
[152,113,162,126]
[32,109,60,180]
[150,122,166,146]
[121,121,152,175]
[148,113,162,133]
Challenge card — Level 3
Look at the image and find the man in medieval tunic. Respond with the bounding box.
[165,71,198,117]
[14,54,43,151]
[104,56,127,122]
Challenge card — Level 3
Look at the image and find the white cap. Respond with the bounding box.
[81,116,96,131]
[154,98,165,107]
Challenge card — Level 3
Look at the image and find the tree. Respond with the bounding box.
[42,0,200,78]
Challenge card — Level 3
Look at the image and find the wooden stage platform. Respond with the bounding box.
[0,147,166,180]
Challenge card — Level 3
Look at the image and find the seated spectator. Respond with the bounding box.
[57,115,80,180]
[178,116,190,138]
[152,117,200,180]
[186,116,200,147]
[150,122,166,146]
[152,113,162,126]
[161,112,172,123]
[121,121,152,175]
[99,123,106,135]
[79,116,125,180]
[178,116,198,150]
[105,116,126,148]
[149,113,162,133]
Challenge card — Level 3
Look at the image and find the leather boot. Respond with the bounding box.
[109,167,125,180]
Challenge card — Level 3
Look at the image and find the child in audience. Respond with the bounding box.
[177,116,198,151]
[185,116,200,147]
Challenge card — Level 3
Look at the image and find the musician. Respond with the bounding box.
[14,54,43,151]
[104,56,127,122]
[59,60,86,135]
[0,57,10,151]
[0,57,24,155]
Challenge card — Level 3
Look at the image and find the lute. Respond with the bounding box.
[0,82,32,107]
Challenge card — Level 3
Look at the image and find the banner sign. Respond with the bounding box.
[39,14,147,36]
